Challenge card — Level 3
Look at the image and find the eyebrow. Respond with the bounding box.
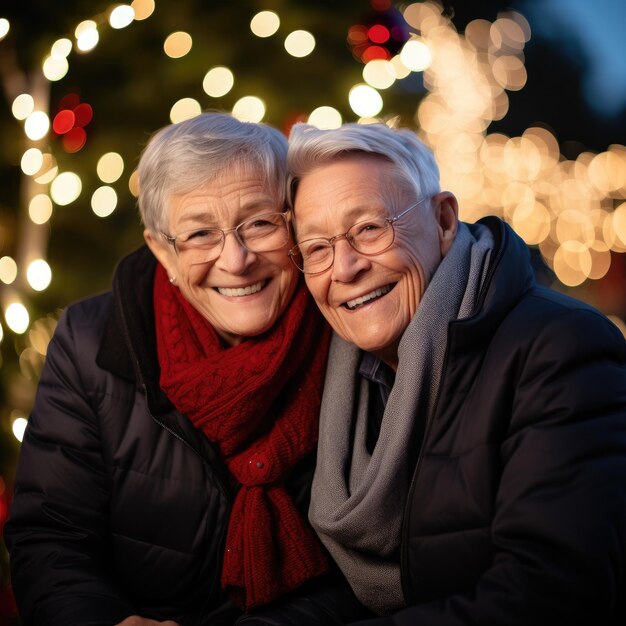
[176,200,280,229]
[295,204,386,239]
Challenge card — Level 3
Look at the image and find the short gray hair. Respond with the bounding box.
[287,122,441,207]
[138,112,288,233]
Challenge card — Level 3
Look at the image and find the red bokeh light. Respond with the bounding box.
[361,45,391,62]
[73,103,93,127]
[62,127,87,153]
[368,24,390,44]
[52,110,76,135]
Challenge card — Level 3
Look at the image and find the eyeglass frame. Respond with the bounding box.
[288,199,426,275]
[160,210,292,260]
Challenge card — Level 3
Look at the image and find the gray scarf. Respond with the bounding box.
[309,222,494,615]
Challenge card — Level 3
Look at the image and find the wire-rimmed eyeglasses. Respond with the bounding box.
[288,200,425,275]
[161,211,291,266]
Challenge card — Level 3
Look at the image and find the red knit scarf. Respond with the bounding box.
[153,263,331,610]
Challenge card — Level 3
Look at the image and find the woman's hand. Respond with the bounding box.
[115,617,180,626]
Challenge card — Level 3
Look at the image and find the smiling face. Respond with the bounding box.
[145,163,298,346]
[293,154,457,369]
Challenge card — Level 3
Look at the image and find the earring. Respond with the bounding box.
[169,275,177,284]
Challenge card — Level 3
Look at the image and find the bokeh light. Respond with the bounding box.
[12,93,34,120]
[284,30,316,57]
[399,38,432,71]
[110,5,135,29]
[12,417,28,443]
[91,186,118,217]
[232,96,266,122]
[51,38,72,58]
[250,11,280,37]
[169,98,201,123]
[164,31,192,58]
[203,66,234,97]
[28,194,54,225]
[0,256,18,285]
[50,172,82,205]
[24,111,50,140]
[5,302,29,334]
[308,106,343,129]
[97,152,124,183]
[363,59,396,89]
[75,20,99,52]
[42,55,69,81]
[349,84,383,117]
[26,259,52,291]
[0,18,9,40]
[131,0,155,20]
[21,148,43,176]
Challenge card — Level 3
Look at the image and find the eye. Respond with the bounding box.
[301,240,330,257]
[180,228,221,247]
[352,220,385,237]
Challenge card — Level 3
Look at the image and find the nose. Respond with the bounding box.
[331,237,369,283]
[214,230,255,275]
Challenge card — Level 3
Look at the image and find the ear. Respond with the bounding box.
[143,229,178,280]
[433,192,458,257]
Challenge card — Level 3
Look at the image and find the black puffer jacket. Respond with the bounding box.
[351,217,626,625]
[5,247,367,626]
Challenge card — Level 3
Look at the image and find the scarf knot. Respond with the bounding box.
[153,264,331,610]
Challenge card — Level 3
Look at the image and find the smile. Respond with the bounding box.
[344,284,393,310]
[217,280,266,297]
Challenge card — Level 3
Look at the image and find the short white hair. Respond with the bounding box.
[138,112,288,233]
[287,122,441,207]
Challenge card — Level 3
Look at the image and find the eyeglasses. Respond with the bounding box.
[288,200,425,275]
[162,211,291,266]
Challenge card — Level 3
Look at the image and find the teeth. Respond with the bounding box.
[218,280,265,297]
[346,285,392,310]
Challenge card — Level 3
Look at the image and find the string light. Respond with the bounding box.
[203,66,234,97]
[0,18,9,40]
[250,11,280,38]
[284,30,316,57]
[5,303,30,334]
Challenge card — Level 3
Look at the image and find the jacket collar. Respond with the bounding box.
[96,246,172,412]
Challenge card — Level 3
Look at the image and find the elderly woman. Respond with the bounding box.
[286,122,626,625]
[4,113,366,626]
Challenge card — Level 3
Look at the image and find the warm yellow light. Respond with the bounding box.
[5,302,29,334]
[12,416,28,443]
[97,152,124,183]
[284,30,315,57]
[131,0,155,20]
[51,38,72,58]
[232,96,266,122]
[128,170,140,197]
[250,11,280,37]
[0,256,18,284]
[29,194,53,224]
[34,154,58,184]
[12,93,34,120]
[26,259,52,291]
[169,98,201,123]
[50,172,82,205]
[21,148,44,176]
[390,55,411,79]
[43,55,69,81]
[0,322,3,343]
[91,186,118,217]
[0,18,9,40]
[110,5,135,29]
[203,66,234,97]
[24,111,50,140]
[349,84,383,118]
[400,38,432,71]
[363,60,396,89]
[75,21,99,52]
[308,106,342,129]
[164,31,192,58]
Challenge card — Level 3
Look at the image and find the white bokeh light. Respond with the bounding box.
[26,259,52,291]
[5,302,29,334]
[50,172,82,205]
[349,84,383,117]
